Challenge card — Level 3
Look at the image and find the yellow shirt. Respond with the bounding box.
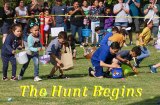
[108,33,125,47]
[137,27,151,46]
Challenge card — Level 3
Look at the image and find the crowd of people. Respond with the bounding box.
[1,0,160,80]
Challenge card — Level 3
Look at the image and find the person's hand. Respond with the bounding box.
[148,4,151,9]
[12,50,16,54]
[110,64,119,68]
[132,0,135,2]
[132,67,138,74]
[38,48,42,51]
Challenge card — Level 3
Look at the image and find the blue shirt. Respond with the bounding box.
[51,5,67,24]
[100,32,113,46]
[125,0,140,16]
[91,45,116,67]
[1,34,21,57]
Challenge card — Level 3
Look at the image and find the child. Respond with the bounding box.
[100,26,119,46]
[94,26,101,46]
[89,42,121,78]
[108,30,125,48]
[24,11,39,48]
[1,24,22,81]
[116,46,141,72]
[68,35,76,59]
[44,9,52,45]
[46,31,67,79]
[104,7,114,31]
[18,24,43,81]
[135,19,153,67]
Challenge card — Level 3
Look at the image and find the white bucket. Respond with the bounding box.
[15,51,28,64]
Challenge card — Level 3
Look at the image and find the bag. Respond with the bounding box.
[61,46,74,70]
[127,14,132,23]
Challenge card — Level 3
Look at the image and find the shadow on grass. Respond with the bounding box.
[128,96,160,105]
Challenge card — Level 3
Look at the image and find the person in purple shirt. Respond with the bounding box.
[104,7,114,30]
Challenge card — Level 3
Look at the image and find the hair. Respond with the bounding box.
[131,46,141,56]
[112,26,119,33]
[95,26,101,32]
[9,23,22,34]
[120,29,127,36]
[144,19,153,27]
[58,31,67,40]
[68,34,74,41]
[17,0,24,6]
[110,42,121,50]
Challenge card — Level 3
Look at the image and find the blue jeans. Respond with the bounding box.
[20,54,39,77]
[137,46,150,66]
[71,24,83,43]
[56,22,67,32]
[1,55,16,77]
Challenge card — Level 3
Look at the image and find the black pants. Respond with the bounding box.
[1,55,16,77]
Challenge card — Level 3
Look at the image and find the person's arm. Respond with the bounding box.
[152,5,159,13]
[123,3,130,14]
[113,4,123,14]
[144,4,151,14]
[116,55,128,63]
[68,8,78,15]
[5,35,15,54]
[100,61,118,68]
[132,0,140,8]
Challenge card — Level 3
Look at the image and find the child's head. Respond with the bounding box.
[120,29,127,37]
[58,31,67,44]
[10,24,22,37]
[112,26,119,34]
[105,7,111,15]
[68,35,74,41]
[95,26,101,34]
[30,24,39,37]
[44,9,50,15]
[130,46,141,57]
[110,42,121,55]
[144,19,153,29]
[112,58,119,64]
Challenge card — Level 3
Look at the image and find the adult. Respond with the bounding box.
[68,1,85,45]
[143,0,160,38]
[1,2,15,43]
[51,0,67,31]
[113,0,130,29]
[27,0,42,15]
[15,0,28,48]
[89,0,101,44]
[125,0,140,45]
[89,42,121,78]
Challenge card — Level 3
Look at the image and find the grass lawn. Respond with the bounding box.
[0,35,160,105]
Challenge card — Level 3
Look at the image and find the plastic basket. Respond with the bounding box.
[111,68,123,79]
[82,29,91,37]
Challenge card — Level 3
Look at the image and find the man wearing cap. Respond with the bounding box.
[51,0,67,31]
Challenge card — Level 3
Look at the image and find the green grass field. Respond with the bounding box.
[0,35,160,105]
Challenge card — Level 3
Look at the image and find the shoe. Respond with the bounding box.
[80,45,83,47]
[2,77,8,81]
[18,75,23,80]
[149,65,157,73]
[88,67,94,77]
[34,76,42,82]
[10,76,18,81]
[59,75,68,79]
[47,75,58,79]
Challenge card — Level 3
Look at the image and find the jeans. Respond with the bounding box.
[137,46,150,66]
[134,18,140,33]
[1,55,16,77]
[91,21,100,43]
[71,24,83,43]
[20,54,39,77]
[56,22,67,32]
[152,25,158,37]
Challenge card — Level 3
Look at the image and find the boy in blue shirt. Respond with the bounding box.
[89,42,121,78]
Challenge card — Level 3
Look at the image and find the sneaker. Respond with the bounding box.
[10,76,18,81]
[59,75,68,79]
[88,67,94,77]
[149,66,157,73]
[18,75,23,80]
[47,75,58,79]
[2,77,8,81]
[34,76,42,82]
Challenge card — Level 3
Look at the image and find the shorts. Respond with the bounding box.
[114,22,128,27]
